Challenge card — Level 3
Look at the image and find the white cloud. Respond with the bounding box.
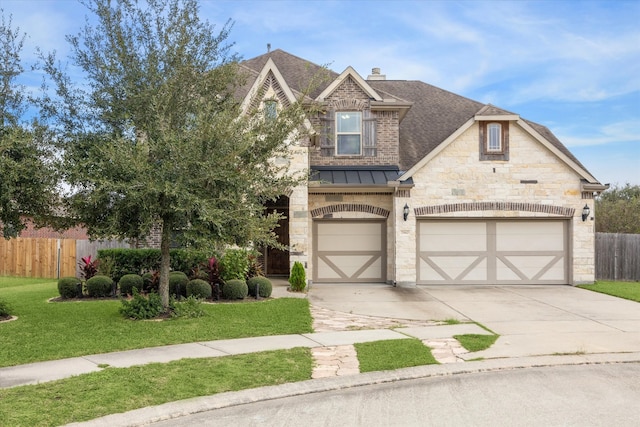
[556,120,640,148]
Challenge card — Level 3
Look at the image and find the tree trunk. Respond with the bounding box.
[159,217,172,310]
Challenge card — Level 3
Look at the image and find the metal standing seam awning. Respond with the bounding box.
[309,166,414,188]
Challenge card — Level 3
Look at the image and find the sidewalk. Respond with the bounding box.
[0,322,489,389]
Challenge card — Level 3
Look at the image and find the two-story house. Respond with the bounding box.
[240,49,607,286]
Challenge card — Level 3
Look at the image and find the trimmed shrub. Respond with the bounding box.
[169,271,189,298]
[0,298,12,317]
[119,289,163,320]
[118,274,144,296]
[289,261,306,292]
[58,277,82,299]
[222,279,248,300]
[247,276,273,298]
[186,279,212,299]
[86,275,114,298]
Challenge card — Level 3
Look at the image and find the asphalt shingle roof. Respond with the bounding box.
[240,49,593,179]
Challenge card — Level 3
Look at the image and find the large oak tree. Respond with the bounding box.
[44,0,311,308]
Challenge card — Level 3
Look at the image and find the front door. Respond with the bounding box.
[263,196,290,275]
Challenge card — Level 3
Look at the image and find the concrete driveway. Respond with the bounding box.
[307,284,640,359]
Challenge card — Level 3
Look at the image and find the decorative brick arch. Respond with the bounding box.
[311,204,390,218]
[415,202,574,217]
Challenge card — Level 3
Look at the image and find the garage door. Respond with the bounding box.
[313,220,386,283]
[418,220,569,285]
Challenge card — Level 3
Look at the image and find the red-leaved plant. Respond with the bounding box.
[207,256,221,300]
[79,255,99,280]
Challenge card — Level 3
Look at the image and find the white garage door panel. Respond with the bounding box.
[497,222,564,251]
[418,220,569,285]
[420,222,486,251]
[317,223,381,251]
[314,220,386,283]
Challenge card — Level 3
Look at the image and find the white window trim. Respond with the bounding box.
[335,111,362,156]
[487,123,502,152]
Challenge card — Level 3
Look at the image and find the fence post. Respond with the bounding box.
[57,239,61,279]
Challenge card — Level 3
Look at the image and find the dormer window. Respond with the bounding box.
[487,123,502,151]
[480,121,509,161]
[336,111,362,155]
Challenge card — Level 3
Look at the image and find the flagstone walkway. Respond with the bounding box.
[309,305,468,378]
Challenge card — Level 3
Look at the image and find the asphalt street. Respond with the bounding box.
[150,363,640,427]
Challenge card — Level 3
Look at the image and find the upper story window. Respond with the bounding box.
[479,121,509,161]
[487,123,502,151]
[264,100,278,121]
[336,111,362,155]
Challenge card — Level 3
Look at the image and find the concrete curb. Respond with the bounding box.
[67,352,640,427]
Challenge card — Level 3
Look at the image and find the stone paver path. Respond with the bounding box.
[309,305,468,377]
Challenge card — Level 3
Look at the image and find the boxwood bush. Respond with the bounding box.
[86,275,114,298]
[169,271,189,298]
[247,277,273,298]
[222,279,248,300]
[58,277,82,299]
[118,274,144,296]
[186,279,212,299]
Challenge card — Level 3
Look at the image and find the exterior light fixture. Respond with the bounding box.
[403,203,410,221]
[581,204,590,221]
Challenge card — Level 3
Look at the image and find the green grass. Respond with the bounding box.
[355,339,438,373]
[0,278,312,367]
[578,281,640,303]
[0,348,313,427]
[454,334,499,352]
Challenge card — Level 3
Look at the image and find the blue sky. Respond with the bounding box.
[3,0,639,186]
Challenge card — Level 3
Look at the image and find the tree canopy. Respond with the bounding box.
[42,0,312,307]
[0,11,58,238]
[596,184,640,234]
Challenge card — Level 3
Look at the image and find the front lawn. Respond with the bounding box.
[578,281,640,303]
[0,278,312,367]
[0,348,313,427]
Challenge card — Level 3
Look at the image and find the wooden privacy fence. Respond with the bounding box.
[0,237,131,279]
[595,233,640,282]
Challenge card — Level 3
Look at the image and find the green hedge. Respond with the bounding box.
[97,248,210,282]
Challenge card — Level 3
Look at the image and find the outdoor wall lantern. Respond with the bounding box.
[581,204,590,221]
[403,203,410,221]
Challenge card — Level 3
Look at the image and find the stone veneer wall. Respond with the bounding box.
[395,121,596,285]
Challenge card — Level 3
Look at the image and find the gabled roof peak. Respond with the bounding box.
[475,103,519,118]
[316,66,383,102]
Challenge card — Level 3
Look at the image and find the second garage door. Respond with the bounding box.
[313,220,386,283]
[418,219,569,285]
